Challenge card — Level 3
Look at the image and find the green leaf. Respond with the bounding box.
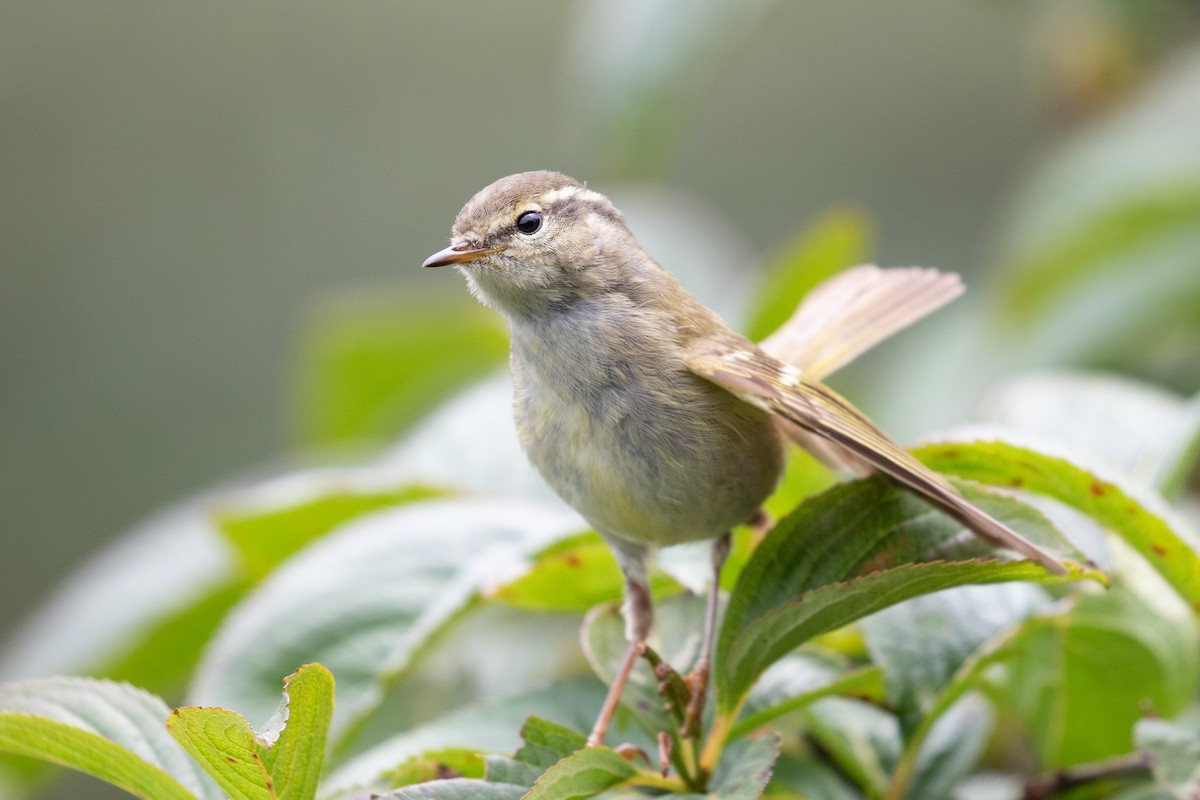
[103,579,247,692]
[378,374,562,502]
[377,778,528,800]
[296,294,508,446]
[512,717,589,771]
[901,695,994,800]
[1135,718,1200,799]
[999,186,1200,322]
[769,754,860,800]
[745,209,872,342]
[709,734,781,800]
[0,501,234,691]
[915,439,1200,610]
[188,498,582,741]
[991,51,1200,383]
[1157,391,1200,500]
[860,583,1050,731]
[321,679,606,797]
[469,717,591,792]
[217,483,444,581]
[0,676,221,800]
[1108,784,1177,800]
[566,1,777,178]
[0,716,199,800]
[885,624,1028,799]
[385,748,487,788]
[169,664,333,800]
[996,587,1199,767]
[995,50,1200,322]
[978,371,1195,487]
[523,746,637,800]
[732,652,885,739]
[489,534,682,613]
[803,697,900,798]
[168,708,274,800]
[725,560,1075,722]
[716,477,1096,711]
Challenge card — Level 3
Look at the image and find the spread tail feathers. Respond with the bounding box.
[689,344,1070,576]
[759,265,963,380]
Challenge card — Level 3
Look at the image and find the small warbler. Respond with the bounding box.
[424,171,1067,746]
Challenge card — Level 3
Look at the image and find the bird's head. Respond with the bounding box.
[423,171,641,317]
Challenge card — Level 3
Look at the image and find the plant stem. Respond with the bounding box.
[1023,752,1150,799]
[699,709,739,776]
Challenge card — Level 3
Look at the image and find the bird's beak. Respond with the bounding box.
[422,241,501,268]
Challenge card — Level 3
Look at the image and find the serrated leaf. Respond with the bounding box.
[169,664,333,800]
[260,664,334,799]
[513,718,589,771]
[0,676,221,800]
[523,746,637,800]
[1135,718,1200,799]
[745,210,872,342]
[915,439,1200,610]
[167,708,273,800]
[296,295,508,446]
[725,561,1075,720]
[322,679,606,798]
[717,477,1095,711]
[188,498,582,740]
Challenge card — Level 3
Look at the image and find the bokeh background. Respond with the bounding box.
[4,0,1199,655]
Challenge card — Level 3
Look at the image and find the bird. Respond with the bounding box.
[422,170,1068,747]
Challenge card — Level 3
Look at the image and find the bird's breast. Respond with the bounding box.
[507,305,783,547]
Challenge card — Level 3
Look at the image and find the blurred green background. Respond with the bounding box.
[3,0,1199,648]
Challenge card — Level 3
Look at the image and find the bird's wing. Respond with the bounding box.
[687,343,1069,575]
[759,265,963,380]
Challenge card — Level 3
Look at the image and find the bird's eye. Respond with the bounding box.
[516,210,542,234]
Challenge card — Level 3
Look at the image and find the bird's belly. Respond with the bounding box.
[514,372,783,547]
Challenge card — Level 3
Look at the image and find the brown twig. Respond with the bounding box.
[1023,752,1151,799]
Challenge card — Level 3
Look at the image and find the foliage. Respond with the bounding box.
[4,12,1200,800]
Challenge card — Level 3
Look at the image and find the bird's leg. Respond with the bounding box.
[588,544,654,747]
[683,531,732,738]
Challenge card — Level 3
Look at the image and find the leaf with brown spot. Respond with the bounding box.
[168,664,333,800]
[917,440,1200,609]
